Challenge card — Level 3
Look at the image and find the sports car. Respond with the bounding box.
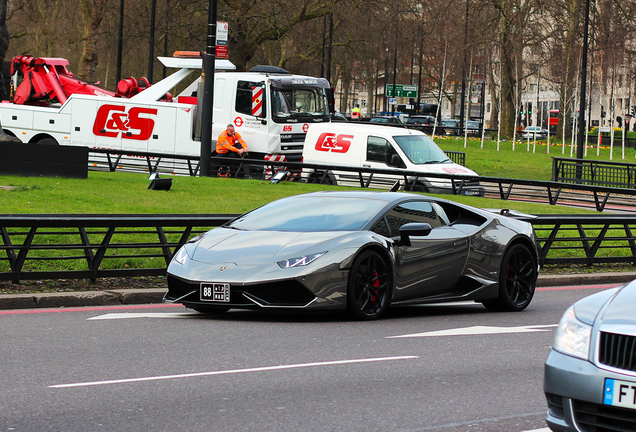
[164,191,540,320]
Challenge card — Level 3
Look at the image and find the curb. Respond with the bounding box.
[1,273,636,311]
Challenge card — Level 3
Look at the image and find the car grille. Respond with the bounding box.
[166,275,315,307]
[599,331,636,373]
[573,400,636,432]
[243,280,315,306]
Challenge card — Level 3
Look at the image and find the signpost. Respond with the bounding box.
[216,21,228,59]
[386,84,418,98]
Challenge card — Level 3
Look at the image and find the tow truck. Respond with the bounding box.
[0,52,334,172]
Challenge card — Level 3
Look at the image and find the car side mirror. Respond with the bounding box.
[399,222,432,246]
[389,153,404,168]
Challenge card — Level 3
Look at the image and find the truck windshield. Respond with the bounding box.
[394,135,451,165]
[271,87,329,121]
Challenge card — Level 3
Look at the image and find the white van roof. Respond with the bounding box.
[308,122,426,137]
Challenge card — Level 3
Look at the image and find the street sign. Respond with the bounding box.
[388,97,396,105]
[216,21,228,59]
[386,84,418,98]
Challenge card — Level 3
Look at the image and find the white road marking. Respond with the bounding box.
[49,355,419,389]
[386,324,558,339]
[88,312,197,320]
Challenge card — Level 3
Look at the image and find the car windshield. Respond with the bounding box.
[393,134,451,164]
[271,87,329,121]
[226,196,387,232]
[442,120,458,126]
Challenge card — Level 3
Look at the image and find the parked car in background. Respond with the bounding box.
[406,115,436,127]
[465,120,481,137]
[370,116,403,125]
[441,118,460,136]
[331,112,348,122]
[544,279,636,431]
[521,126,548,140]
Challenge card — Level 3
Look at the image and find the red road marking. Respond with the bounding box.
[0,303,182,315]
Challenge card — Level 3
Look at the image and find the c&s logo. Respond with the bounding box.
[315,133,353,153]
[93,105,157,140]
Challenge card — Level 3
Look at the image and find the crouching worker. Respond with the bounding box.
[215,124,251,178]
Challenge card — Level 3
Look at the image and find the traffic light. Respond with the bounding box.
[632,105,636,116]
[601,105,606,118]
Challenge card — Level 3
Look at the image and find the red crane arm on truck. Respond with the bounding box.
[9,55,157,105]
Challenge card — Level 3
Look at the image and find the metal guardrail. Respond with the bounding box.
[552,157,636,189]
[1,213,635,283]
[0,214,238,283]
[87,149,636,212]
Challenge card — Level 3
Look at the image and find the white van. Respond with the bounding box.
[301,123,484,196]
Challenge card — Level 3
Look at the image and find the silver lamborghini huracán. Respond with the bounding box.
[164,191,540,320]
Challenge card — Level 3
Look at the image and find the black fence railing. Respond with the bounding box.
[86,149,636,212]
[0,214,238,283]
[552,157,636,189]
[1,213,636,283]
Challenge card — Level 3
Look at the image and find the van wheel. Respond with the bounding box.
[406,181,428,193]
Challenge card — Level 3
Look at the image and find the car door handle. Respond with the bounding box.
[453,240,468,249]
[363,164,371,168]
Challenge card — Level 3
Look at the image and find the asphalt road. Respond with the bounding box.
[0,283,617,432]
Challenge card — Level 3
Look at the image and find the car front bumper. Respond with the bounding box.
[544,348,636,431]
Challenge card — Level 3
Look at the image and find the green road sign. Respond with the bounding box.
[386,84,418,98]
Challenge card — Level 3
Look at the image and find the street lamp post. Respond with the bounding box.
[576,0,591,178]
[199,0,217,177]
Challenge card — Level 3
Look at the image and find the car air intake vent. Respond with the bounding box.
[573,400,636,432]
[598,331,636,372]
[242,280,315,306]
[166,275,198,299]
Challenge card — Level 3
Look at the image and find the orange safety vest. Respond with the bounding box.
[216,130,247,154]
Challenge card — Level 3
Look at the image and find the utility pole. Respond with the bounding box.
[199,0,217,177]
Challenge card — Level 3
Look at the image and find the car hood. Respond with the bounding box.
[598,282,636,326]
[190,228,352,265]
[411,164,477,176]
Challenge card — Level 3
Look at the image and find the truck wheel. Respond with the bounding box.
[37,137,58,145]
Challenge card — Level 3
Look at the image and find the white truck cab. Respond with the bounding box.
[301,123,484,195]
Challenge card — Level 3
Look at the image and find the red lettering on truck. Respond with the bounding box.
[93,105,157,140]
[315,133,353,153]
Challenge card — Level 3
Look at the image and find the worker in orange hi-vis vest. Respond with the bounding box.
[215,124,250,177]
[351,104,361,119]
[216,124,249,157]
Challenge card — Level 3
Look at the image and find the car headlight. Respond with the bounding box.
[552,306,592,360]
[277,252,326,269]
[172,234,205,266]
[172,246,190,265]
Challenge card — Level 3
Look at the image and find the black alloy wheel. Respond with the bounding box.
[347,250,391,320]
[483,244,537,312]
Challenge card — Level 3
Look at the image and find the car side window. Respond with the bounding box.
[370,217,391,237]
[366,136,389,163]
[384,201,444,237]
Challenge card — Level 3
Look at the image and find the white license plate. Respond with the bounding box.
[604,378,636,410]
[200,283,230,302]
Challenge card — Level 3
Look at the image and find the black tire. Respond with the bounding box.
[483,244,537,312]
[37,137,58,145]
[188,305,230,315]
[406,181,428,193]
[347,250,391,320]
[308,171,334,186]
